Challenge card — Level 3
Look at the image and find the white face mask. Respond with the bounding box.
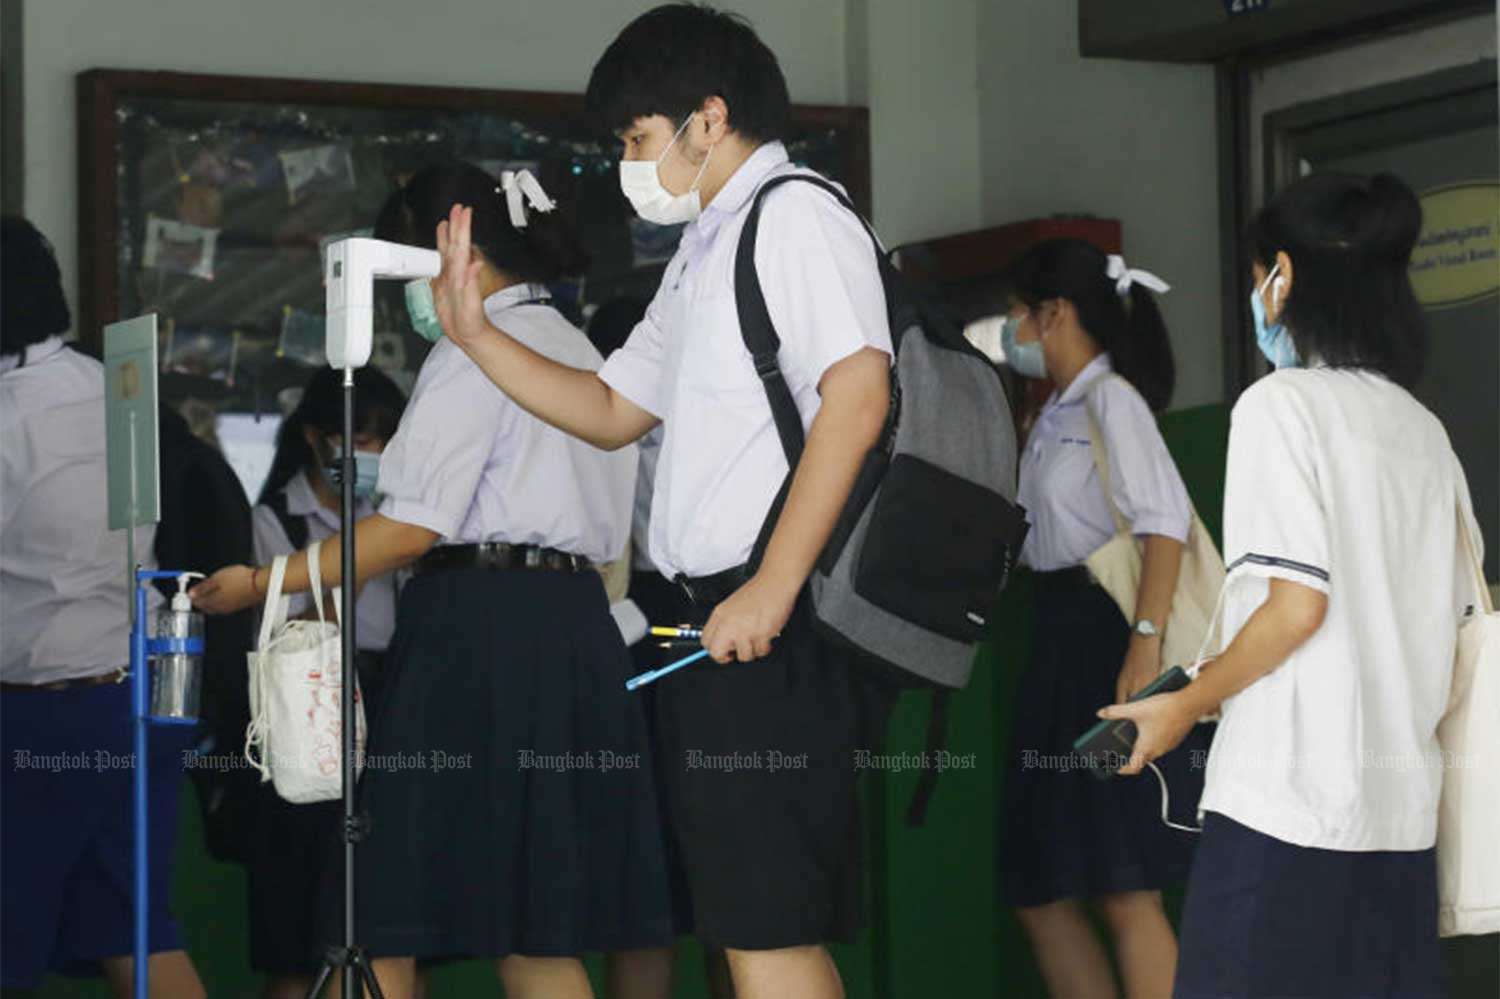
[619,113,715,226]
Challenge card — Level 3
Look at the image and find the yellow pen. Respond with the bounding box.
[649,625,703,639]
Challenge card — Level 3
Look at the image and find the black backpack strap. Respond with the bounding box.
[735,173,887,568]
[265,490,309,551]
[904,689,952,828]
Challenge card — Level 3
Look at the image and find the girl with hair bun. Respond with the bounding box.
[1101,172,1479,997]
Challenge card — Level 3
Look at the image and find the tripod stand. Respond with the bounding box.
[306,367,384,999]
[308,235,438,997]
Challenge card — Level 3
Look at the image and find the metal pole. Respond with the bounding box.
[132,574,149,999]
[129,412,149,998]
[341,367,358,999]
[128,412,137,632]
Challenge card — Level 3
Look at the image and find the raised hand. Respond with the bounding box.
[432,203,493,350]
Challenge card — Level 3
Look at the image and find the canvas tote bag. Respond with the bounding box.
[1082,374,1225,674]
[244,540,366,803]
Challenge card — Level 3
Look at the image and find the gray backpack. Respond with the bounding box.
[737,175,1028,820]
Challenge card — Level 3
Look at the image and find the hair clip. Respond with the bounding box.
[500,170,556,229]
[1106,254,1171,297]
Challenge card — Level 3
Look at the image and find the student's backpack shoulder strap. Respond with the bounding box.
[264,490,310,552]
[736,173,889,569]
[734,173,885,471]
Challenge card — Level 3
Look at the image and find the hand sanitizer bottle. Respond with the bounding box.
[153,572,206,720]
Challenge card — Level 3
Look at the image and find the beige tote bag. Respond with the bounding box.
[1082,375,1225,674]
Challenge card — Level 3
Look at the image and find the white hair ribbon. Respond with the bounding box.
[499,170,556,230]
[1106,254,1171,297]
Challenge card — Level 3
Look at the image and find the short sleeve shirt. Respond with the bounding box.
[598,141,892,579]
[378,285,637,563]
[1200,367,1482,851]
[1017,355,1192,571]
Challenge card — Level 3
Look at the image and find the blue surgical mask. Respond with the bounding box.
[1001,314,1049,380]
[1251,263,1298,369]
[404,278,445,344]
[326,450,382,501]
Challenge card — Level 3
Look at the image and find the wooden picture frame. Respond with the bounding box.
[76,69,870,413]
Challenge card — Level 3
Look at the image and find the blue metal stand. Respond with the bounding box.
[130,569,201,998]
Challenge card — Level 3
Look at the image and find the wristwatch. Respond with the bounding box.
[1132,619,1160,639]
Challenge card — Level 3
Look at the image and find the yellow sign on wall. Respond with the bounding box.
[1410,182,1500,309]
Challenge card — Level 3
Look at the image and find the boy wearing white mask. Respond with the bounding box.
[426,7,897,998]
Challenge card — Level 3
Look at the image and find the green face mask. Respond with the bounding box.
[404,278,444,344]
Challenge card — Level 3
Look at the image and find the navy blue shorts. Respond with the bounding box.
[1175,812,1446,999]
[1,681,193,988]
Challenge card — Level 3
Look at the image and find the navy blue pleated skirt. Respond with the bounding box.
[998,579,1206,907]
[1175,812,1446,998]
[320,567,677,959]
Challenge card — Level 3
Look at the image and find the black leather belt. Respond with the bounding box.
[674,563,751,610]
[1032,565,1097,593]
[415,543,591,575]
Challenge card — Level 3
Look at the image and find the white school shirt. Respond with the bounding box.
[1199,367,1482,852]
[1017,354,1191,571]
[1,338,157,683]
[251,470,396,652]
[378,285,636,563]
[598,141,893,579]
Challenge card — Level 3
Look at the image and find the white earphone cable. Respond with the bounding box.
[1146,760,1203,834]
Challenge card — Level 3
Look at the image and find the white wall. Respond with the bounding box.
[20,0,848,324]
[849,0,983,246]
[976,0,1222,409]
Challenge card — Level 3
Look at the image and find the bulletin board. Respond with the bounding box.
[77,69,870,416]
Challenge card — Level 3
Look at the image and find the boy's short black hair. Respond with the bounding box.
[585,3,790,143]
[1247,172,1427,389]
[2,216,72,357]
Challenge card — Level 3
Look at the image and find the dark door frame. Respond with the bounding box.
[1262,60,1497,201]
[1218,48,1497,398]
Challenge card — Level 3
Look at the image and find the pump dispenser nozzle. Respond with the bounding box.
[172,572,206,612]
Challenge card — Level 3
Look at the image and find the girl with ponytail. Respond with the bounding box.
[1100,172,1465,997]
[995,238,1199,998]
[195,163,676,998]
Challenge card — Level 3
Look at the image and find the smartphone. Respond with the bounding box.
[1072,666,1191,780]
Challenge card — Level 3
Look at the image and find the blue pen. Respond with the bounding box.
[625,648,711,691]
